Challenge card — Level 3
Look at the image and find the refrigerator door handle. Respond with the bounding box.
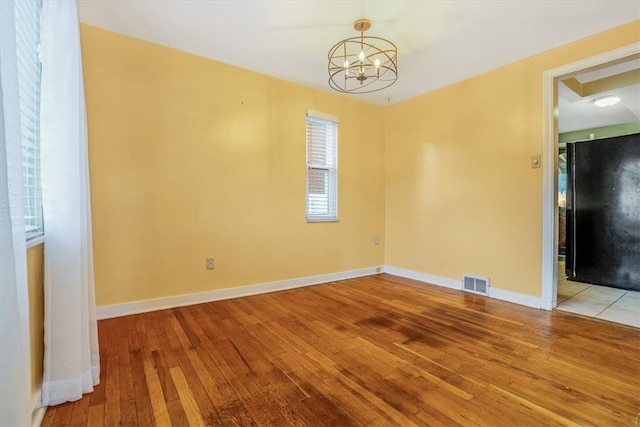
[569,144,577,279]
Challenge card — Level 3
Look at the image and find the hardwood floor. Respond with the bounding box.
[42,274,640,426]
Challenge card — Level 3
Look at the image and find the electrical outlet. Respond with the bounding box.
[376,267,382,273]
[206,257,215,270]
[374,235,380,245]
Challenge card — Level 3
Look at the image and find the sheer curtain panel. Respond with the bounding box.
[0,0,33,424]
[40,0,100,406]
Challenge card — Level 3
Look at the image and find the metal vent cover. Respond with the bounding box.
[462,275,490,295]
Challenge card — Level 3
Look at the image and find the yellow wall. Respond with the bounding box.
[80,25,386,307]
[81,20,638,307]
[385,21,639,297]
[27,243,44,399]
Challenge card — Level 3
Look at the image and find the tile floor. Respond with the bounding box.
[556,260,640,328]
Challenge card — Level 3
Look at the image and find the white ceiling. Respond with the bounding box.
[78,1,640,107]
[558,58,640,133]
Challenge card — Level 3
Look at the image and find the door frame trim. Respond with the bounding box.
[541,42,640,310]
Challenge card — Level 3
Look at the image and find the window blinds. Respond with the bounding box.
[14,0,43,239]
[306,110,338,222]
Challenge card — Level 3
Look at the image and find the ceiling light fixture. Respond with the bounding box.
[593,95,621,107]
[328,18,398,94]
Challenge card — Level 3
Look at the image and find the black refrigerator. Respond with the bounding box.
[565,133,640,291]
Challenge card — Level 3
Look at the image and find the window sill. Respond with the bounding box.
[26,235,44,249]
[306,217,339,223]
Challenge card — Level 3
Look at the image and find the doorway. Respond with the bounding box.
[556,136,639,327]
[541,43,640,320]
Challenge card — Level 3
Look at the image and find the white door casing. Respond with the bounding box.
[541,42,640,310]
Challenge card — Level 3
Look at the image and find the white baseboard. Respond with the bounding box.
[96,266,382,319]
[384,266,462,290]
[31,389,46,427]
[489,287,543,309]
[384,265,543,309]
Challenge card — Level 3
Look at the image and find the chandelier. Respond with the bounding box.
[328,18,398,94]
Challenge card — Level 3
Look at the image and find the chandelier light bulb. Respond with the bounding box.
[359,51,365,61]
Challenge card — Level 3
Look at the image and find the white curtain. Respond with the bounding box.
[40,0,100,406]
[0,0,33,425]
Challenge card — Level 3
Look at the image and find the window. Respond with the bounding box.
[15,0,44,240]
[306,110,338,222]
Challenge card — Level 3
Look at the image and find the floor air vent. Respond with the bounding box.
[463,275,490,295]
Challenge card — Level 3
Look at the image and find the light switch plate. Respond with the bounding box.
[531,155,541,168]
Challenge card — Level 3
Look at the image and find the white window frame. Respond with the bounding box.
[14,0,44,242]
[306,109,338,222]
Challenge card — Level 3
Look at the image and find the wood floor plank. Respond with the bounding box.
[68,391,90,427]
[165,398,190,427]
[43,274,640,426]
[151,348,180,403]
[103,355,120,427]
[120,399,137,426]
[86,403,104,427]
[169,366,206,427]
[117,321,135,404]
[186,331,257,425]
[50,401,74,426]
[174,349,218,424]
[146,371,172,427]
[130,349,154,426]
